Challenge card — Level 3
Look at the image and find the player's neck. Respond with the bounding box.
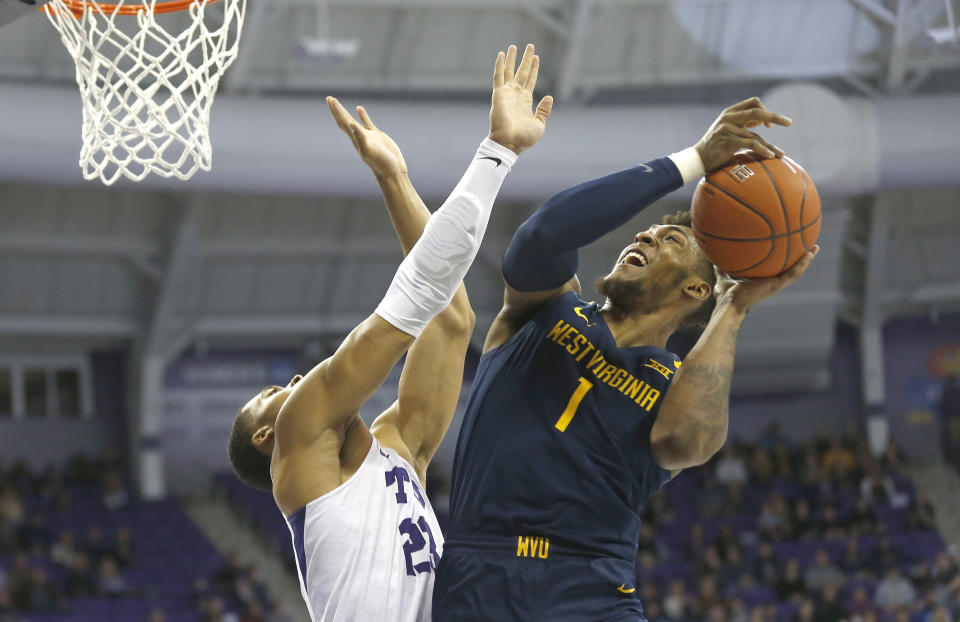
[599,305,679,349]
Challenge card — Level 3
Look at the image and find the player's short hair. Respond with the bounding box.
[228,406,273,492]
[662,210,716,330]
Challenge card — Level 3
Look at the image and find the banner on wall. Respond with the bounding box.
[884,314,960,462]
[162,350,298,493]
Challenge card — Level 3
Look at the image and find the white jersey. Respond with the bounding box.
[285,436,444,622]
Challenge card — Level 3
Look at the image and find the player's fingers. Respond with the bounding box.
[504,44,518,85]
[729,126,783,158]
[724,96,763,113]
[727,108,793,127]
[349,124,367,151]
[524,55,540,92]
[780,245,820,283]
[493,50,505,88]
[535,95,554,124]
[326,96,357,133]
[356,106,377,131]
[514,43,535,86]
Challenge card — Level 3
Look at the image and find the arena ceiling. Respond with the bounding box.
[1,0,959,99]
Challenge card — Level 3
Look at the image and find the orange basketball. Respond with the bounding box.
[690,154,821,279]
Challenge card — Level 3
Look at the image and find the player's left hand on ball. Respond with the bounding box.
[488,43,553,155]
[327,96,408,178]
[715,245,819,314]
[694,96,792,174]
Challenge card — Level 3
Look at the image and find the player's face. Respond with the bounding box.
[601,224,703,305]
[243,374,303,452]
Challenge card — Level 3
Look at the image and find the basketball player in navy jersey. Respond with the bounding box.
[432,97,819,621]
[227,44,553,621]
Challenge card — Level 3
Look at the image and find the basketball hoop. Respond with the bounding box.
[42,0,246,185]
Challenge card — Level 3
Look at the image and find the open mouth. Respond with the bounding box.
[620,250,648,267]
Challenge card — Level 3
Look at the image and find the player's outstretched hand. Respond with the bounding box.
[488,43,553,155]
[327,96,408,179]
[694,97,792,174]
[714,245,819,315]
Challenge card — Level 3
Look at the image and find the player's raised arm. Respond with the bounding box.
[487,97,791,352]
[326,96,475,481]
[267,44,550,506]
[650,249,817,472]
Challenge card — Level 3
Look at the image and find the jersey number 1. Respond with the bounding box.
[554,377,593,432]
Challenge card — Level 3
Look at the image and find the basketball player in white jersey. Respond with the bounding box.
[227,44,553,622]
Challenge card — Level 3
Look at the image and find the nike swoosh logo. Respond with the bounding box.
[617,584,636,594]
[636,164,653,173]
[573,306,596,327]
[479,156,502,167]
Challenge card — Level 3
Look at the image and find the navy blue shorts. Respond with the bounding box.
[432,536,647,622]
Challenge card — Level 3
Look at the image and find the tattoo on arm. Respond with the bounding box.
[678,323,739,437]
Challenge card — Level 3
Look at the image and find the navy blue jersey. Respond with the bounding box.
[447,291,677,562]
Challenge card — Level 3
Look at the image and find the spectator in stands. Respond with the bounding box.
[83,526,110,561]
[7,554,33,609]
[790,498,816,539]
[643,597,667,622]
[822,438,856,479]
[875,566,917,610]
[202,595,239,622]
[872,535,902,569]
[698,476,726,518]
[0,488,24,553]
[860,464,898,506]
[18,513,51,554]
[696,575,726,616]
[848,497,877,535]
[756,422,791,450]
[97,558,130,599]
[753,541,779,585]
[817,504,845,540]
[777,558,805,602]
[796,598,815,622]
[751,447,775,486]
[662,579,694,620]
[927,607,952,622]
[686,523,705,558]
[840,536,868,578]
[101,470,130,510]
[847,586,877,619]
[64,552,96,598]
[758,497,786,537]
[805,548,846,591]
[50,531,78,568]
[697,545,724,581]
[703,602,728,622]
[147,609,166,622]
[114,526,135,567]
[908,490,937,530]
[719,544,749,589]
[716,445,748,486]
[930,553,960,595]
[813,583,845,622]
[25,568,63,613]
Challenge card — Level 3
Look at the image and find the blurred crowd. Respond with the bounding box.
[0,455,288,622]
[634,425,960,622]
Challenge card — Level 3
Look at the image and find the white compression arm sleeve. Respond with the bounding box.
[375,138,518,337]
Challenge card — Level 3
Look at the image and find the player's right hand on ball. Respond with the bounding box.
[327,96,408,179]
[694,97,792,174]
[488,43,553,155]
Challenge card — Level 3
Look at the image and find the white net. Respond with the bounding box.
[44,0,246,185]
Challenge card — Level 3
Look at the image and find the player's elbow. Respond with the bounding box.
[434,302,476,338]
[650,427,726,471]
